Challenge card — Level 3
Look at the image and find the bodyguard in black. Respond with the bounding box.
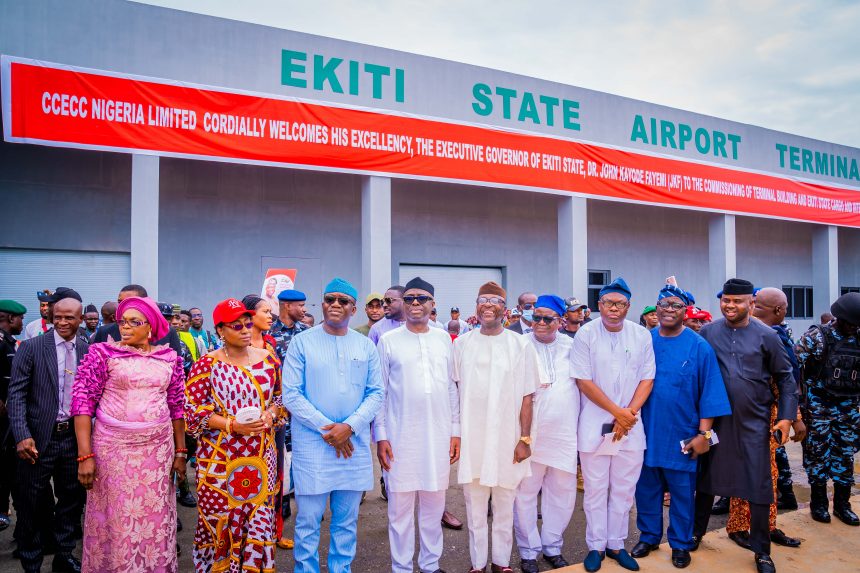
[693,279,797,573]
[0,300,27,532]
[7,296,87,573]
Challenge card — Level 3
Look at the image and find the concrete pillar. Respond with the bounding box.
[558,196,589,299]
[130,154,159,299]
[709,214,736,293]
[361,175,392,297]
[812,225,839,316]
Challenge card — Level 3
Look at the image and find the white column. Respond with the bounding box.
[812,225,839,316]
[361,175,392,297]
[558,196,588,298]
[130,154,160,299]
[708,214,736,291]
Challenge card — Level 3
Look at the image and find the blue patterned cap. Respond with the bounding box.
[324,278,358,301]
[658,284,691,305]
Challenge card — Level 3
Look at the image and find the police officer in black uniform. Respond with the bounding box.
[0,299,27,532]
[794,292,860,526]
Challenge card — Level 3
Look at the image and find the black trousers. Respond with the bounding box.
[15,427,84,571]
[694,492,771,555]
[0,433,16,515]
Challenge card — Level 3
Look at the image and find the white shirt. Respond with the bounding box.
[526,332,579,473]
[374,326,460,492]
[454,329,545,489]
[23,318,49,340]
[571,319,655,453]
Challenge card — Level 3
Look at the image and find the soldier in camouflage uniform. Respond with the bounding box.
[794,292,860,526]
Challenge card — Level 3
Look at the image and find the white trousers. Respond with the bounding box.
[463,481,517,569]
[387,489,446,573]
[579,450,644,551]
[513,462,577,559]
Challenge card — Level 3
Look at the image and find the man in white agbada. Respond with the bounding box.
[572,277,655,573]
[513,295,579,572]
[375,277,461,573]
[454,281,544,573]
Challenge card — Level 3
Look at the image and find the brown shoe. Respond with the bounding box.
[442,509,463,530]
[490,565,513,573]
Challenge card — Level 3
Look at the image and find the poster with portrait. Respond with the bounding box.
[261,268,297,311]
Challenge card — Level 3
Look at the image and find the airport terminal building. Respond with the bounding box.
[2,0,859,331]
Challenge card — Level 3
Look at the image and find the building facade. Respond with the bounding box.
[1,0,858,332]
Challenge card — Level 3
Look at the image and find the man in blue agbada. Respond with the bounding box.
[282,277,384,573]
[631,284,730,569]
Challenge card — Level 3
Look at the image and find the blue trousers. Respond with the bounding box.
[295,490,363,573]
[635,465,697,550]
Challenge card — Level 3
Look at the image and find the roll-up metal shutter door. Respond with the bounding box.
[0,248,131,326]
[398,264,503,324]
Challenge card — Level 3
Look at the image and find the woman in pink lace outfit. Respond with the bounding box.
[71,296,186,573]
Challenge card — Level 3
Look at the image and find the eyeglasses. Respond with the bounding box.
[656,301,686,311]
[477,296,505,305]
[521,303,535,310]
[382,297,402,305]
[599,300,629,310]
[118,319,149,328]
[403,295,434,305]
[324,295,354,306]
[223,321,253,331]
[531,315,558,325]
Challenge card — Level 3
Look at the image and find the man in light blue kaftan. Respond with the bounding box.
[632,284,731,569]
[282,278,385,573]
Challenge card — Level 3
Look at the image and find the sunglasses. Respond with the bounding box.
[223,321,253,331]
[324,295,354,306]
[382,297,402,305]
[190,313,203,318]
[477,296,505,305]
[118,319,149,328]
[531,315,558,325]
[657,301,686,311]
[403,295,434,305]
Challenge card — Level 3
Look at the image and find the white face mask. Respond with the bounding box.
[521,309,534,322]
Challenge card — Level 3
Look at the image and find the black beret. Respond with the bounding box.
[831,292,860,325]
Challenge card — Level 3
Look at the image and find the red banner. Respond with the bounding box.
[3,57,859,227]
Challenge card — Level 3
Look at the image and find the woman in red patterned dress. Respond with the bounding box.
[185,298,283,572]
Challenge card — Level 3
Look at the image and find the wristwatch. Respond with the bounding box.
[698,430,713,440]
[519,436,532,446]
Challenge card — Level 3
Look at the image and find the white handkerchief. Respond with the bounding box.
[594,432,627,456]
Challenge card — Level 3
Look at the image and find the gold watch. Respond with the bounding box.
[519,436,532,446]
[699,430,712,440]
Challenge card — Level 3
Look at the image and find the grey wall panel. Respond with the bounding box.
[587,200,712,314]
[0,140,131,251]
[390,179,560,310]
[838,228,860,290]
[157,158,363,321]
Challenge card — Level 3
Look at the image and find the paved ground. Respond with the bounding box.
[0,441,856,572]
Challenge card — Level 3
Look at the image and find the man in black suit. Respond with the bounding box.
[507,291,537,334]
[7,295,87,573]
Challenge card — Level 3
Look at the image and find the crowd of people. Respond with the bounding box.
[0,274,858,573]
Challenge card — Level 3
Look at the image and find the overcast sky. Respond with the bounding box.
[137,0,860,148]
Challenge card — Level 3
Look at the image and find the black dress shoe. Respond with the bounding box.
[520,558,538,573]
[671,549,691,569]
[754,553,776,573]
[543,554,569,569]
[711,496,730,515]
[380,476,388,501]
[770,528,801,547]
[630,541,659,558]
[177,516,183,532]
[728,531,752,551]
[177,489,198,508]
[51,553,82,573]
